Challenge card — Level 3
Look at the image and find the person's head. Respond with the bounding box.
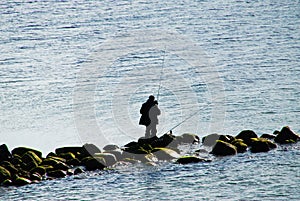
[148,95,155,102]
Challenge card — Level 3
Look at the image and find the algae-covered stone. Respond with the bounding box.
[55,146,83,156]
[1,161,18,175]
[250,138,277,153]
[14,177,31,186]
[22,151,42,165]
[260,134,276,139]
[12,147,42,159]
[274,126,300,144]
[236,130,258,146]
[58,152,76,161]
[152,147,181,161]
[231,139,248,153]
[0,144,12,162]
[30,166,47,176]
[1,179,13,186]
[0,166,11,183]
[211,140,237,156]
[176,156,209,164]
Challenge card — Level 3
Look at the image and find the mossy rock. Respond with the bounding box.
[211,140,237,156]
[250,138,277,153]
[30,166,47,176]
[12,147,42,159]
[55,146,83,156]
[11,155,23,166]
[42,158,61,166]
[47,170,67,178]
[74,167,84,175]
[1,179,13,186]
[260,134,276,139]
[231,139,248,153]
[82,157,106,171]
[58,152,76,161]
[22,160,38,171]
[13,177,31,186]
[274,126,300,144]
[66,158,80,166]
[53,162,69,171]
[93,153,117,167]
[22,151,42,165]
[30,173,42,181]
[1,161,18,175]
[0,166,11,183]
[236,130,258,146]
[0,144,12,162]
[152,147,181,161]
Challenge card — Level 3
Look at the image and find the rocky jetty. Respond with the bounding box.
[0,126,299,187]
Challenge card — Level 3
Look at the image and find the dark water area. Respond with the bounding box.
[0,0,299,200]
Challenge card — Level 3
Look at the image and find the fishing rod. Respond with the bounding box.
[156,48,166,102]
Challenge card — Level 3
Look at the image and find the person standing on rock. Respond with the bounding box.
[139,95,158,138]
[148,100,161,138]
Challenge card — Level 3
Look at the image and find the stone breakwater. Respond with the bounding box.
[0,126,299,187]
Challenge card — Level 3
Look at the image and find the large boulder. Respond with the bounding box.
[82,144,102,158]
[211,140,237,156]
[250,138,277,153]
[231,139,248,153]
[274,126,300,144]
[22,151,42,165]
[0,144,12,162]
[176,156,210,164]
[12,147,42,159]
[235,130,258,146]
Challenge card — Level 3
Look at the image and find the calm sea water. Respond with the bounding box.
[0,0,299,200]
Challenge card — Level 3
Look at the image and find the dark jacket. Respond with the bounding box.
[139,100,154,126]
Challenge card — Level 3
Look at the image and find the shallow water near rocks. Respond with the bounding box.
[1,0,299,200]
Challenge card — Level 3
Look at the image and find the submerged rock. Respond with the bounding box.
[176,156,210,164]
[211,140,237,156]
[274,126,300,144]
[235,130,258,146]
[82,157,106,171]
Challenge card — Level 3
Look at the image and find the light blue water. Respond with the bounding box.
[0,0,299,200]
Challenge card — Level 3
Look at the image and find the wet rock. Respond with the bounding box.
[55,147,83,156]
[202,134,233,146]
[274,126,300,144]
[152,147,181,160]
[211,140,237,156]
[0,166,11,183]
[151,134,175,148]
[1,161,18,175]
[30,166,47,176]
[82,157,106,171]
[1,179,13,186]
[235,130,258,146]
[103,144,120,151]
[12,147,42,159]
[93,153,117,167]
[0,144,12,162]
[104,150,123,162]
[260,134,276,139]
[30,173,42,181]
[176,156,210,164]
[13,177,32,186]
[22,151,42,165]
[47,170,67,178]
[231,139,248,153]
[67,158,80,166]
[82,144,102,157]
[250,138,277,153]
[74,167,84,175]
[53,162,69,171]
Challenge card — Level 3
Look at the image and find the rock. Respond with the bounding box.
[11,155,22,166]
[250,138,277,153]
[53,162,69,171]
[1,161,18,175]
[30,173,42,181]
[46,152,57,158]
[104,150,123,162]
[152,147,181,161]
[103,144,120,151]
[176,156,210,164]
[22,151,42,165]
[0,144,12,162]
[202,134,231,146]
[236,130,258,146]
[30,166,47,176]
[180,133,200,144]
[0,166,11,183]
[211,140,237,156]
[22,160,38,171]
[58,152,76,161]
[47,170,67,178]
[12,147,42,159]
[231,139,248,153]
[151,134,175,148]
[82,144,101,157]
[260,134,276,139]
[123,141,139,148]
[274,126,300,144]
[14,177,32,186]
[66,158,80,166]
[93,153,117,167]
[74,167,84,175]
[82,157,106,171]
[55,147,83,156]
[1,179,13,186]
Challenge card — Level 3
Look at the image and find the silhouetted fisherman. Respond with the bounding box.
[139,95,160,138]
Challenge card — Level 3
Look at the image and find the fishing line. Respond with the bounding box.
[156,47,166,102]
